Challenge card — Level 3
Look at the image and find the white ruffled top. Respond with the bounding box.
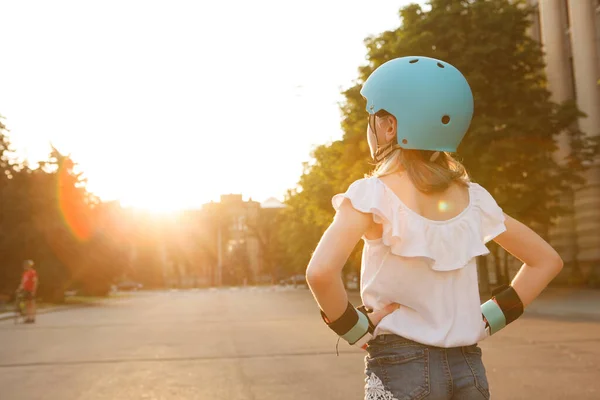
[332,177,506,347]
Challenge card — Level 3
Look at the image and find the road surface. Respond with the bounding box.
[1,287,599,399]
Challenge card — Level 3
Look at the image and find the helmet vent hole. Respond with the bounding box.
[441,115,451,124]
[409,59,419,64]
[402,139,408,144]
[437,62,445,68]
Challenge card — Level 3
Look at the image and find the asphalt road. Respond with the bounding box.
[1,287,599,399]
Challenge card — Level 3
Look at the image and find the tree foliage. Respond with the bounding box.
[0,118,129,300]
[277,0,598,280]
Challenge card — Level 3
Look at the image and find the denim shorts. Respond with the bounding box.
[365,334,491,400]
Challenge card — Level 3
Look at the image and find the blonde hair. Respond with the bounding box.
[370,148,470,193]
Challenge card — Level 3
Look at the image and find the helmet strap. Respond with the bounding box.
[373,142,402,163]
[369,113,402,163]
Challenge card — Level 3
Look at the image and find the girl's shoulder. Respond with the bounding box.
[331,177,383,213]
[466,181,507,242]
[332,178,506,272]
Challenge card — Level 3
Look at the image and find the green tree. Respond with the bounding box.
[278,141,366,278]
[279,0,598,284]
[0,115,26,292]
[0,117,127,300]
[223,241,251,286]
[77,201,130,295]
[246,206,286,282]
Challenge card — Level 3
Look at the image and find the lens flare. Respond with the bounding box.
[58,159,92,241]
[438,201,449,212]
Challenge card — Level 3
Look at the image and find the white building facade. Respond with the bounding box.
[527,0,600,281]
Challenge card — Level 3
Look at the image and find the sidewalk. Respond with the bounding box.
[0,296,108,322]
[348,286,600,321]
[2,287,598,322]
[0,303,85,321]
[523,287,600,320]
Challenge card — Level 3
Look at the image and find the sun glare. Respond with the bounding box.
[108,181,204,214]
[119,194,190,214]
[1,1,408,213]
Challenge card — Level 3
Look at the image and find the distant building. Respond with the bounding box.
[199,194,263,286]
[260,197,286,209]
[526,0,600,281]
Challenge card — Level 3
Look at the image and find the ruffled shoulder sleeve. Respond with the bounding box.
[331,178,507,272]
[331,177,389,224]
[469,182,507,243]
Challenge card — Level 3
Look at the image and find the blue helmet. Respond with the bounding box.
[360,56,474,152]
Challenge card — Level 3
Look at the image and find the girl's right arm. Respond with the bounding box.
[493,214,564,308]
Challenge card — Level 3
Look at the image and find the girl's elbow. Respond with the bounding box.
[305,268,324,285]
[306,264,331,285]
[548,250,564,274]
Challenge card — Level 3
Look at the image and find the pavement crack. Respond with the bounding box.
[0,350,359,369]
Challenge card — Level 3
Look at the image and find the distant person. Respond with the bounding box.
[18,259,38,323]
[306,56,563,399]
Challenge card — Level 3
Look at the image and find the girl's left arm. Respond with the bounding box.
[305,198,372,322]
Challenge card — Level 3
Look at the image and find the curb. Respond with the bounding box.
[523,309,600,322]
[0,302,97,322]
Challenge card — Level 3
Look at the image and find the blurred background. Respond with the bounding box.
[0,1,599,399]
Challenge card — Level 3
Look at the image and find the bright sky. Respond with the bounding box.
[1,0,423,211]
